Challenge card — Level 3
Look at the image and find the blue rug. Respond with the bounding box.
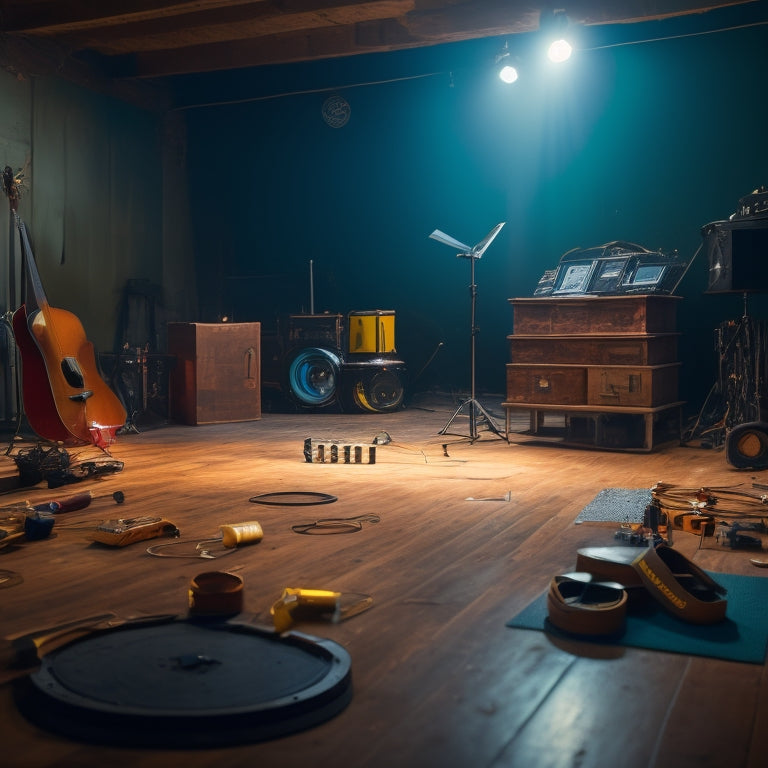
[507,571,768,664]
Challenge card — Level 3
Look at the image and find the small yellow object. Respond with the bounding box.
[219,521,263,548]
[270,587,341,633]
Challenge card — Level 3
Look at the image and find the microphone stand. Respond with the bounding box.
[429,223,507,443]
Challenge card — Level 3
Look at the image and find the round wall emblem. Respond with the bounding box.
[321,95,351,128]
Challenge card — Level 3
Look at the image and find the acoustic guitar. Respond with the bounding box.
[3,166,126,449]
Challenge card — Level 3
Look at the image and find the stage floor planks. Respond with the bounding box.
[1,393,767,768]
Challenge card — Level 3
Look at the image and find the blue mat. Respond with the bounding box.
[507,571,768,664]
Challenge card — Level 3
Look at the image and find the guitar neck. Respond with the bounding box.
[14,212,48,313]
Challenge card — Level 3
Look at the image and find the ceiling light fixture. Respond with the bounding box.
[499,64,519,83]
[547,38,573,63]
[541,8,573,63]
[495,41,519,84]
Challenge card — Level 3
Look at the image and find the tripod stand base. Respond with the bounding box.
[438,398,508,443]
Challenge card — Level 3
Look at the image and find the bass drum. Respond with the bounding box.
[340,362,406,414]
[287,347,341,407]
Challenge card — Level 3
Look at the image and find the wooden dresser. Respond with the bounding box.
[502,295,683,451]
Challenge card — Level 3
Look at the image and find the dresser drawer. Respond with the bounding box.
[510,295,679,335]
[506,365,587,405]
[509,334,678,366]
[586,364,679,408]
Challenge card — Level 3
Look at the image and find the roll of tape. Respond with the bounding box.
[188,571,244,616]
[219,521,263,548]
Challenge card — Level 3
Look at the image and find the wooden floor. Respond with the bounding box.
[1,392,767,768]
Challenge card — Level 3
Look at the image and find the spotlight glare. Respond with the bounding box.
[499,65,519,84]
[547,38,572,63]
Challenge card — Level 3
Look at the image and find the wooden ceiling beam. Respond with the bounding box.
[0,0,759,105]
[0,1,267,33]
[100,0,758,78]
[62,3,416,57]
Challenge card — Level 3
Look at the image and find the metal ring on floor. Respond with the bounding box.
[248,491,338,506]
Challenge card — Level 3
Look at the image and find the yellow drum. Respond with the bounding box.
[348,310,396,354]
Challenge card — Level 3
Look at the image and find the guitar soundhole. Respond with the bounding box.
[61,357,85,389]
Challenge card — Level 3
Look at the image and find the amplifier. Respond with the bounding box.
[703,217,768,294]
[288,314,344,351]
[340,360,406,413]
[168,322,261,425]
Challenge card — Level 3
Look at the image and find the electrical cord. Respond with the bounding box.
[249,491,338,506]
[292,513,381,535]
[146,538,236,559]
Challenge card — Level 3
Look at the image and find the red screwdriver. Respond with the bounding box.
[30,490,125,514]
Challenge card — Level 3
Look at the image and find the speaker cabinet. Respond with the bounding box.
[340,360,406,413]
[276,311,406,413]
[287,347,341,407]
[703,218,768,294]
[288,314,343,352]
[168,322,261,425]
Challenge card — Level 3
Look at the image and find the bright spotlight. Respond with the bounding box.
[547,38,572,63]
[499,65,519,84]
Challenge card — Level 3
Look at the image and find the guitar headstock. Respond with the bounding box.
[2,165,22,212]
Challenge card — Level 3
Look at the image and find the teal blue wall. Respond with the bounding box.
[186,13,768,414]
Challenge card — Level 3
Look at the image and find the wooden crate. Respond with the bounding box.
[510,295,680,335]
[508,334,679,366]
[586,363,679,408]
[168,322,261,425]
[505,364,588,405]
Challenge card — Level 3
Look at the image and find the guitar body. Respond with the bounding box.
[26,303,127,448]
[2,166,126,449]
[12,304,76,444]
[3,166,127,449]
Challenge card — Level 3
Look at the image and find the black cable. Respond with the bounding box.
[292,514,380,535]
[249,491,338,506]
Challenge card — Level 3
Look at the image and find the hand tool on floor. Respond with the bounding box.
[465,491,511,501]
[0,490,126,548]
[1,489,125,515]
[92,517,179,547]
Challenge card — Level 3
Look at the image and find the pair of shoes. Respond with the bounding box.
[575,543,727,625]
[547,572,628,637]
